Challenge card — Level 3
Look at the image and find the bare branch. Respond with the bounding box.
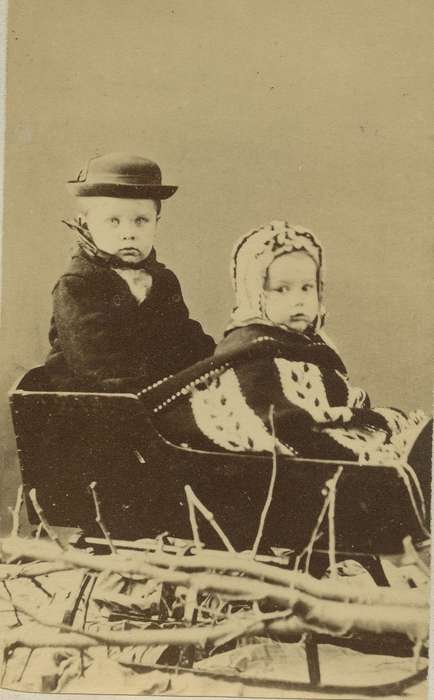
[89,481,117,555]
[295,487,330,574]
[184,485,203,550]
[2,581,21,626]
[394,464,428,536]
[1,571,428,654]
[0,585,261,650]
[144,549,429,608]
[326,466,343,578]
[251,404,278,559]
[184,486,235,553]
[0,537,428,609]
[2,622,259,651]
[8,485,24,538]
[28,489,64,550]
[0,537,187,584]
[402,536,430,578]
[0,561,74,581]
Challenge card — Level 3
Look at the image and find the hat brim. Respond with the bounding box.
[67,182,178,199]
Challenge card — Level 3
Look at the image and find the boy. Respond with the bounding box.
[45,152,215,391]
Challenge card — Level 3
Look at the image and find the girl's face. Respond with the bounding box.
[263,251,319,332]
[82,198,159,263]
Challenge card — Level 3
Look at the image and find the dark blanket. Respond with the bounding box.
[149,324,428,466]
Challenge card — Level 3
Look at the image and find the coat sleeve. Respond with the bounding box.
[161,270,216,370]
[52,274,152,385]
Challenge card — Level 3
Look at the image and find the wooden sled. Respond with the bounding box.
[9,359,429,557]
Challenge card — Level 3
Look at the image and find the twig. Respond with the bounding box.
[2,578,427,651]
[28,489,64,550]
[81,574,97,631]
[402,536,430,578]
[305,466,343,575]
[89,482,117,554]
[0,647,7,687]
[171,572,429,640]
[0,561,73,581]
[0,588,116,647]
[0,586,261,650]
[251,404,278,558]
[184,585,199,624]
[1,538,189,584]
[289,596,428,640]
[15,648,34,684]
[412,636,424,672]
[295,487,331,575]
[2,578,288,650]
[2,581,21,626]
[2,623,258,651]
[80,574,98,677]
[8,485,24,538]
[2,536,428,610]
[293,532,322,574]
[155,531,169,551]
[394,465,430,539]
[326,466,343,578]
[185,486,203,550]
[0,543,429,658]
[26,576,52,598]
[400,461,427,521]
[184,486,235,553]
[212,615,269,650]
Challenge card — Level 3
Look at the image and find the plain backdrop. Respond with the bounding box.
[1,0,433,532]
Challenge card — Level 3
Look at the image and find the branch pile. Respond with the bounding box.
[0,532,429,693]
[0,465,429,695]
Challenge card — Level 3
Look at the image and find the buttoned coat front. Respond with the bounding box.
[45,250,215,391]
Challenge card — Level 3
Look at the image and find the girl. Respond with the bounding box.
[151,221,430,512]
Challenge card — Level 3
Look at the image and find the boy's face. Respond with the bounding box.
[263,251,319,332]
[82,198,159,263]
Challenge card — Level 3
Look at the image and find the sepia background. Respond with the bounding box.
[1,0,433,533]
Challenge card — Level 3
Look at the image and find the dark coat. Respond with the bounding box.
[45,250,215,391]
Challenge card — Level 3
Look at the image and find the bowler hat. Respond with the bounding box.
[67,152,178,199]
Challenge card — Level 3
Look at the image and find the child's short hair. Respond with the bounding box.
[77,197,162,217]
